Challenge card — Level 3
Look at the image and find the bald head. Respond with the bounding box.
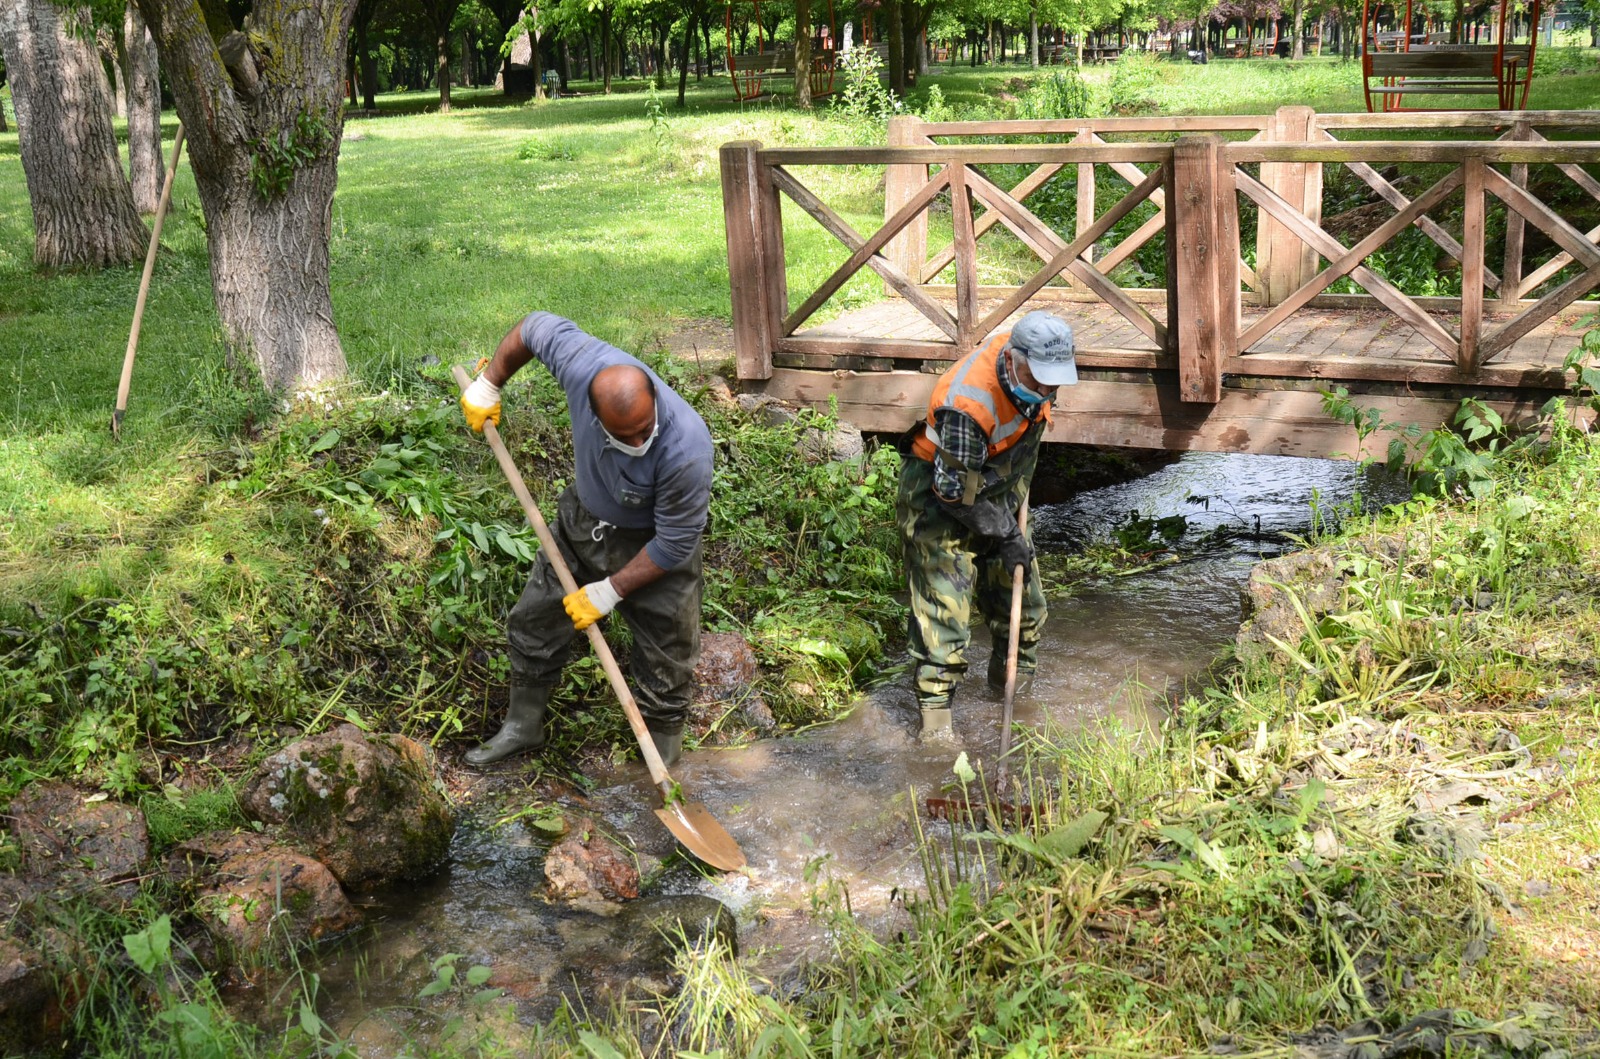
[589,364,658,446]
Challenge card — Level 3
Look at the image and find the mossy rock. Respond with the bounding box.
[240,725,455,889]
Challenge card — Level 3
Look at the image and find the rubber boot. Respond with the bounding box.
[919,705,955,743]
[465,685,550,766]
[648,728,684,769]
[987,654,1037,697]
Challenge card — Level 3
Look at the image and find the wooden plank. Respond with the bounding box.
[1480,264,1600,361]
[884,116,932,297]
[1460,158,1486,371]
[753,368,1583,456]
[1307,292,1600,313]
[753,157,788,357]
[917,116,1271,136]
[922,163,1063,282]
[774,164,952,333]
[1259,105,1314,306]
[1224,351,1574,388]
[1515,219,1600,295]
[760,145,1176,165]
[966,166,1168,343]
[1330,140,1501,293]
[720,141,775,381]
[1228,142,1600,164]
[925,283,1176,306]
[1238,167,1464,350]
[768,167,959,342]
[1075,127,1096,265]
[1233,168,1460,359]
[1174,137,1225,403]
[950,163,980,347]
[777,335,959,359]
[1483,166,1600,271]
[1315,110,1600,130]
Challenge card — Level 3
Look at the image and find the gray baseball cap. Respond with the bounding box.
[1008,311,1078,386]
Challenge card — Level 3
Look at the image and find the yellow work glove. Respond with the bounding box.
[563,578,622,631]
[460,373,502,432]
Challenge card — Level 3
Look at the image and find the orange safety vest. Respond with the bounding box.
[910,333,1051,503]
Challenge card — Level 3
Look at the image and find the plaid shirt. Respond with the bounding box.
[930,349,1046,503]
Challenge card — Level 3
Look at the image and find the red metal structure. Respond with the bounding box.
[1362,0,1541,111]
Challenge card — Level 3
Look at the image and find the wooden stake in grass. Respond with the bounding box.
[112,124,186,438]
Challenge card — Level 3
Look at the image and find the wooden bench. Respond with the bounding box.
[728,48,795,99]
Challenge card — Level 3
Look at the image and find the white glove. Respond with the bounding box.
[461,374,503,431]
[563,577,622,630]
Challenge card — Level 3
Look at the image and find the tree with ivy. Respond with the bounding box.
[132,0,356,389]
[0,0,149,268]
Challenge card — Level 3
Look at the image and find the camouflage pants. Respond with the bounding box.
[507,485,702,735]
[896,457,1046,710]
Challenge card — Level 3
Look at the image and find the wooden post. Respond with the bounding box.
[1499,120,1530,312]
[949,162,979,349]
[1257,105,1318,306]
[1173,136,1232,403]
[885,116,930,291]
[1074,126,1095,267]
[1460,156,1486,372]
[720,140,776,381]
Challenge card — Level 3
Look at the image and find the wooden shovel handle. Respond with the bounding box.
[113,125,185,436]
[452,365,675,794]
[997,496,1029,790]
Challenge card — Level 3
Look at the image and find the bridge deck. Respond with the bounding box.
[792,299,1589,373]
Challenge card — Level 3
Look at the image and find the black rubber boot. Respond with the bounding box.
[648,729,684,769]
[465,685,550,766]
[986,654,1036,697]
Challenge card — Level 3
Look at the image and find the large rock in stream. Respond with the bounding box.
[240,725,455,889]
[165,831,359,957]
[1236,537,1405,665]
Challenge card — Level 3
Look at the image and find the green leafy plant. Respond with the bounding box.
[249,111,332,200]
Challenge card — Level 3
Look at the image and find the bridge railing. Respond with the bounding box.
[719,107,1600,401]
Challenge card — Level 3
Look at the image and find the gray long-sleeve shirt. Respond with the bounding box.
[519,312,714,570]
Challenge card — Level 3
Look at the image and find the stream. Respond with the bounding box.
[288,451,1403,1053]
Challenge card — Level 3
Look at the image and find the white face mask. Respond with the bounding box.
[604,413,659,458]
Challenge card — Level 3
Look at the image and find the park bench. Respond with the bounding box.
[728,47,795,99]
[1365,43,1531,109]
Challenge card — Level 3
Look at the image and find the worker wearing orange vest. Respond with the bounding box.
[896,311,1078,740]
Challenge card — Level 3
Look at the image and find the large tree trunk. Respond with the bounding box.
[1029,0,1039,65]
[883,0,904,94]
[600,6,612,92]
[436,30,452,109]
[0,0,147,268]
[1291,0,1305,57]
[793,0,811,108]
[134,0,355,389]
[122,1,164,213]
[354,0,378,110]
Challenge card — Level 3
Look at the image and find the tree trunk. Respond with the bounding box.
[884,0,904,94]
[600,7,612,91]
[676,9,695,104]
[134,0,355,388]
[354,0,378,109]
[0,0,148,268]
[1029,0,1039,65]
[108,29,128,119]
[1292,0,1305,57]
[436,30,452,109]
[793,0,811,107]
[122,1,164,214]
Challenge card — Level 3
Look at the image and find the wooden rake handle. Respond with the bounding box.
[113,125,186,437]
[452,365,676,795]
[997,496,1030,791]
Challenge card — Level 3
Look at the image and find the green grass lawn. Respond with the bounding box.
[4,59,1600,1059]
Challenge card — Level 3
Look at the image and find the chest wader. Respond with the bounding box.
[895,425,1047,738]
[469,485,702,767]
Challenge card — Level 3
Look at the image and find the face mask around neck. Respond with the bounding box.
[604,414,659,458]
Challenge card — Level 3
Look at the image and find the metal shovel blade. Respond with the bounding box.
[656,802,747,871]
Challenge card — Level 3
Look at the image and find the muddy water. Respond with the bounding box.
[302,451,1400,1050]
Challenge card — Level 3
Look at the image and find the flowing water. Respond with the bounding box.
[297,451,1402,1051]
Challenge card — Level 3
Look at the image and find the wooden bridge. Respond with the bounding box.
[719,108,1600,456]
